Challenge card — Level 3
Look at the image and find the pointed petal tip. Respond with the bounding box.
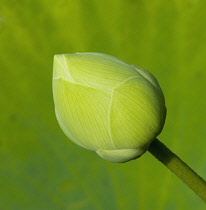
[53,54,75,82]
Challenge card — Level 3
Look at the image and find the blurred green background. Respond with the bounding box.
[0,0,206,209]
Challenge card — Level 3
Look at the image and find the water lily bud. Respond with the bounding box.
[53,52,166,163]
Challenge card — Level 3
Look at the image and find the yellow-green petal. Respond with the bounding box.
[96,148,145,163]
[53,78,112,150]
[110,76,166,149]
[61,53,141,92]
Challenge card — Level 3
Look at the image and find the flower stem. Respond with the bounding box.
[148,138,206,203]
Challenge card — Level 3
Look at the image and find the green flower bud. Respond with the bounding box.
[53,52,166,163]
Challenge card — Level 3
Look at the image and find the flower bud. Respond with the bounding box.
[53,52,166,163]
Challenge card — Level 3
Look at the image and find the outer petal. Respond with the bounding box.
[96,148,145,163]
[110,76,166,149]
[53,78,112,150]
[62,53,140,92]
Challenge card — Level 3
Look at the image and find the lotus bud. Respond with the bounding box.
[53,52,166,163]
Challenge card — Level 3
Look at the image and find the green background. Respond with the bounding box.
[1,0,206,209]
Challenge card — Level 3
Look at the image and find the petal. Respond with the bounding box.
[133,65,165,105]
[63,53,140,92]
[96,148,146,163]
[109,76,166,149]
[53,78,113,150]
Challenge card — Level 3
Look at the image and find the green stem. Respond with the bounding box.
[148,138,206,204]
